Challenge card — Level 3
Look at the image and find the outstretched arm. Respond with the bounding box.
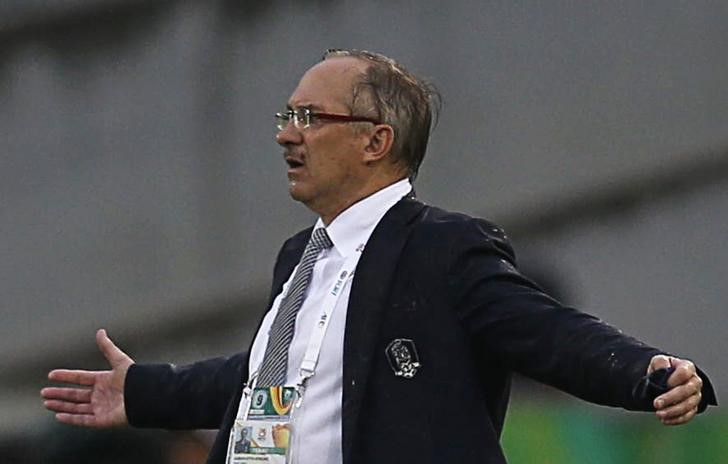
[41,329,133,428]
[449,218,716,420]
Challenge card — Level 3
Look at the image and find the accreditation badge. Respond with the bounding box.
[230,386,296,464]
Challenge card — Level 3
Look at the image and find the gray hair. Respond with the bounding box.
[322,49,441,180]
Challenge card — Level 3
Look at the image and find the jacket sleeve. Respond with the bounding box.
[124,352,248,429]
[447,218,717,411]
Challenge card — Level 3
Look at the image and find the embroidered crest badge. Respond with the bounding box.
[385,338,421,379]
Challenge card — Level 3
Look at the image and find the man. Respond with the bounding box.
[42,50,717,464]
[234,427,251,454]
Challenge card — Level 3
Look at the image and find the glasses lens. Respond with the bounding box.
[294,108,312,129]
[275,112,290,131]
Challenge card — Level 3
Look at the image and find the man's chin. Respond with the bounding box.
[288,181,310,203]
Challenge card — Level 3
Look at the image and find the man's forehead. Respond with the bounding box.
[287,57,368,109]
[309,56,369,76]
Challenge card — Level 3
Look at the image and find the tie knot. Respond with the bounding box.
[308,227,333,253]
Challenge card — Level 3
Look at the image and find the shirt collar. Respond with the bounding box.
[313,178,412,257]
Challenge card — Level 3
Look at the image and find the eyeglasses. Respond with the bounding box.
[275,107,379,131]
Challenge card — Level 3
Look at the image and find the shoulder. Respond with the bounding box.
[409,202,514,259]
[416,203,506,236]
[271,226,312,277]
[280,226,313,253]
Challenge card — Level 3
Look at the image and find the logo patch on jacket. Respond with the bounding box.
[386,338,421,379]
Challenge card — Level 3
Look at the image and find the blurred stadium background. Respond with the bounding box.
[1,1,726,462]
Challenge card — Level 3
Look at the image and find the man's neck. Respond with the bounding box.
[317,176,409,226]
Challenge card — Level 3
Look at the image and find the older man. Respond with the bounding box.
[42,50,716,464]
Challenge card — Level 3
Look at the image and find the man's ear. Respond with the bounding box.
[362,124,394,163]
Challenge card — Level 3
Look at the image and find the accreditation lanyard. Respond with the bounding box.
[235,248,362,421]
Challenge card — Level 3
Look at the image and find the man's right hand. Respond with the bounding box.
[41,328,134,428]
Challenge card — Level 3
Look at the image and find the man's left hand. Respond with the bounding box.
[648,355,703,426]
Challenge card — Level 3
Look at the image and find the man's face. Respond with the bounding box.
[276,57,371,217]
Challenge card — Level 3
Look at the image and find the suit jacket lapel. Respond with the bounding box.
[341,196,424,463]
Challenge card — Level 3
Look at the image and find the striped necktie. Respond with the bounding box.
[257,227,333,387]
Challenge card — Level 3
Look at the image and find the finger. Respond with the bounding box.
[647,354,672,374]
[655,375,702,409]
[43,400,94,415]
[660,406,697,426]
[40,387,92,403]
[656,393,701,420]
[55,412,99,428]
[48,369,99,386]
[96,329,132,367]
[666,358,696,388]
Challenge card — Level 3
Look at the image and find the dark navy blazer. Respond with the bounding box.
[125,197,717,464]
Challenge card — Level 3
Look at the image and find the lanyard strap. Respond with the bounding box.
[297,251,360,384]
[235,248,362,420]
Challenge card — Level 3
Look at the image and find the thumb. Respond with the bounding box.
[647,354,672,374]
[96,328,133,368]
[665,357,696,388]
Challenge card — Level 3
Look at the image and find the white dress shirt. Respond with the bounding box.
[246,178,412,464]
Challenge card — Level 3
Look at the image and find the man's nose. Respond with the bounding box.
[276,121,303,146]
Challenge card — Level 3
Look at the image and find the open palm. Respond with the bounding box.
[41,329,133,428]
